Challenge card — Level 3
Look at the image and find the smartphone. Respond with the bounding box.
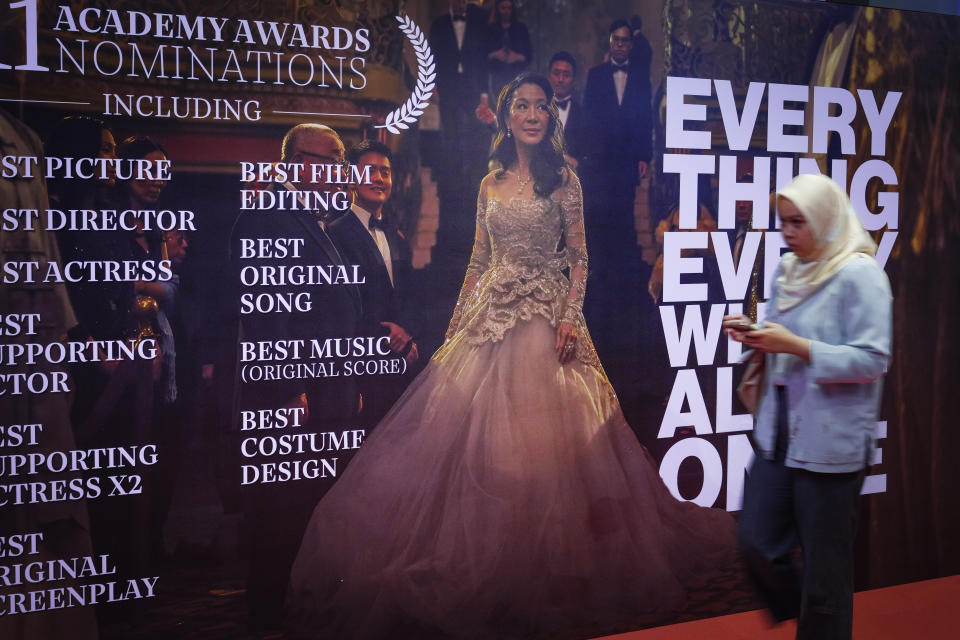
[730,320,764,333]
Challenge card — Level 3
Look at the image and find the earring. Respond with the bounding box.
[506,129,512,138]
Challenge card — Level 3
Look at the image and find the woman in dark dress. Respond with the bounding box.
[485,0,532,98]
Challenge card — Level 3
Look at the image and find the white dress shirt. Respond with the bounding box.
[613,67,627,106]
[554,98,571,129]
[452,12,466,73]
[351,203,394,286]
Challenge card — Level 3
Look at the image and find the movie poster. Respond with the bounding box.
[1,1,958,638]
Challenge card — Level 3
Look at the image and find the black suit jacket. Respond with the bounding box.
[558,97,588,164]
[231,191,361,423]
[429,5,488,108]
[581,61,653,180]
[327,210,415,339]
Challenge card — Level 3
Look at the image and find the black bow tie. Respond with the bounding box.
[452,14,466,22]
[554,98,571,109]
[368,216,387,232]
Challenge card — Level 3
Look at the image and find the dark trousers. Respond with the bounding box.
[242,482,318,630]
[434,91,489,262]
[739,388,865,640]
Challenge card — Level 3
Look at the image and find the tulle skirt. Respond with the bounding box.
[287,316,736,639]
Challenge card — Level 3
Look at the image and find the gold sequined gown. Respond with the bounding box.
[287,172,736,639]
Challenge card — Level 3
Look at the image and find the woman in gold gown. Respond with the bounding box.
[287,73,736,639]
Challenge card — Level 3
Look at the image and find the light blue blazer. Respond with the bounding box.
[755,253,893,473]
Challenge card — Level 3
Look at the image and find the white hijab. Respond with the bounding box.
[775,174,876,312]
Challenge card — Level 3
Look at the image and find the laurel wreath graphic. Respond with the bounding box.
[376,15,435,134]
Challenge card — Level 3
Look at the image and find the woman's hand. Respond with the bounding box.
[556,321,578,364]
[722,314,752,342]
[475,102,496,125]
[740,322,811,362]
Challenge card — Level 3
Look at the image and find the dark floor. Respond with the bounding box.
[99,557,759,639]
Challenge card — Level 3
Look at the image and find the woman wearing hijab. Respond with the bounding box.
[724,173,892,640]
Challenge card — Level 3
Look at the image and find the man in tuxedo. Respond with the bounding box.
[429,0,490,260]
[581,18,653,242]
[231,123,361,631]
[579,19,654,384]
[328,140,419,429]
[430,0,488,150]
[548,51,588,167]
